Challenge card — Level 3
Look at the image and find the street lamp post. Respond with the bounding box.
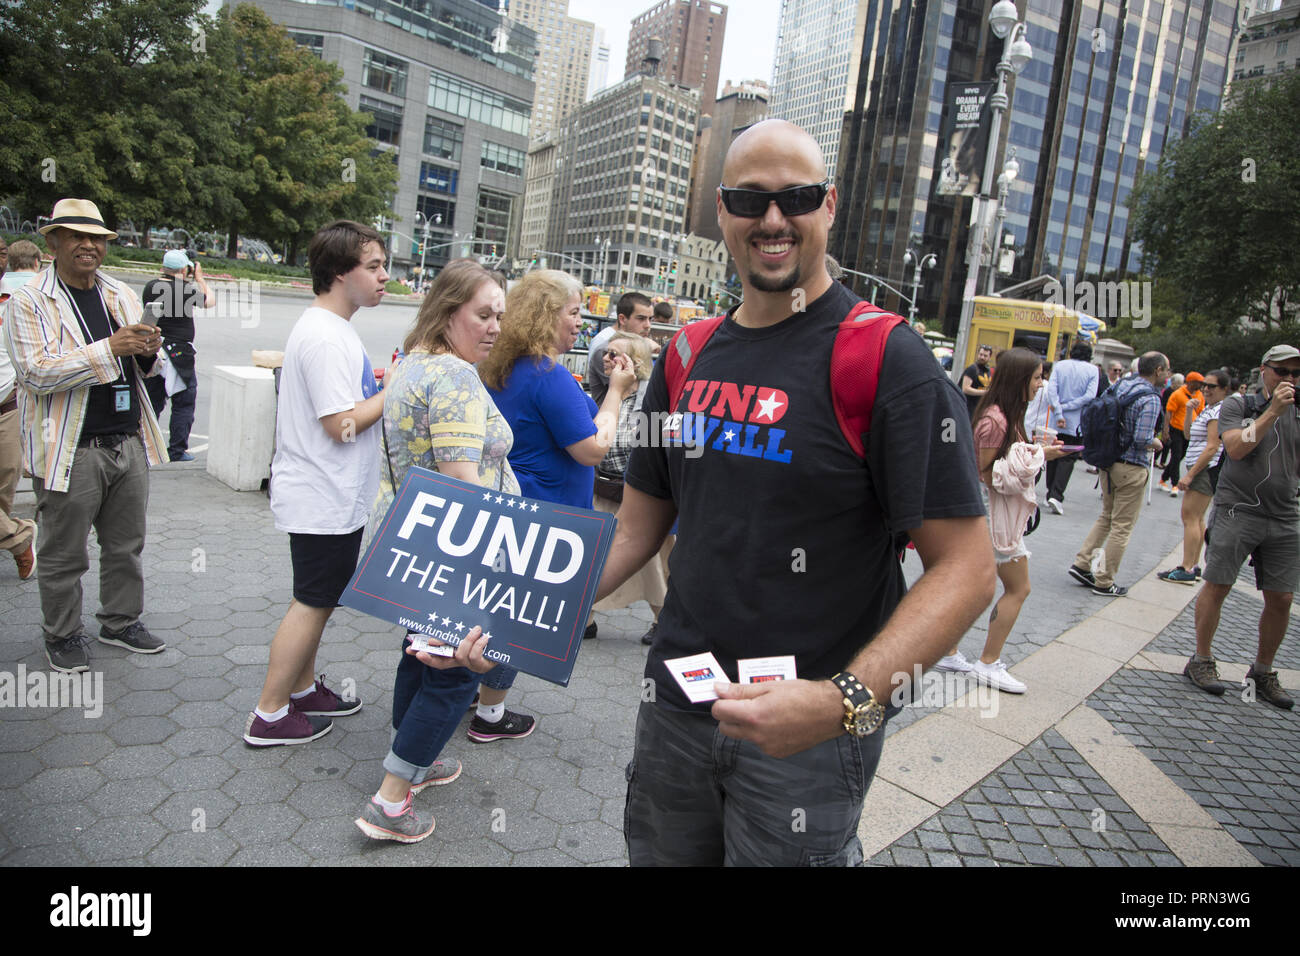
[902,250,938,326]
[414,212,441,291]
[950,0,1033,382]
[986,149,1019,294]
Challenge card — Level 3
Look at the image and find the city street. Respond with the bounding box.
[0,278,1295,866]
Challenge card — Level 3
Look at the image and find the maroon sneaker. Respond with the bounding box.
[243,708,333,746]
[293,674,362,717]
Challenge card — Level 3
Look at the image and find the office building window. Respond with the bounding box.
[481,142,526,177]
[423,116,464,161]
[474,187,516,252]
[360,94,402,146]
[419,163,459,195]
[363,49,408,98]
[429,69,530,138]
[289,32,324,57]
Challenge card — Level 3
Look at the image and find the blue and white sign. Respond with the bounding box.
[342,467,617,686]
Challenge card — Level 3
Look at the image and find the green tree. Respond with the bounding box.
[1128,71,1300,332]
[219,5,397,261]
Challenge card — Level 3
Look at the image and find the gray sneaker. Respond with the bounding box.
[1184,656,1226,696]
[1246,666,1294,710]
[45,634,91,673]
[410,759,462,795]
[99,621,166,654]
[354,794,435,843]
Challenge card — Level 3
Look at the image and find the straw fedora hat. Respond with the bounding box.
[38,198,118,239]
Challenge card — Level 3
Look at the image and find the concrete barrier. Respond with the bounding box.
[206,365,277,491]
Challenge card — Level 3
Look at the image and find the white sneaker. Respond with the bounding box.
[1047,497,1064,515]
[935,652,974,673]
[970,658,1027,694]
[1168,487,1179,497]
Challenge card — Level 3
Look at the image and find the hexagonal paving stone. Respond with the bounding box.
[534,786,603,825]
[123,666,184,692]
[113,689,181,718]
[94,745,176,780]
[146,829,238,866]
[486,809,560,853]
[76,815,167,862]
[175,656,234,678]
[514,757,580,791]
[286,780,363,817]
[107,715,180,746]
[556,820,627,864]
[291,815,373,860]
[2,801,100,848]
[510,847,583,866]
[160,755,237,792]
[221,767,298,805]
[556,738,623,770]
[152,789,238,833]
[94,778,173,817]
[21,766,106,804]
[0,843,90,866]
[166,726,243,759]
[180,619,236,639]
[33,734,116,769]
[169,700,239,731]
[280,747,355,784]
[221,803,307,845]
[176,636,234,657]
[228,842,313,866]
[577,766,627,800]
[0,720,57,754]
[172,677,235,702]
[0,752,44,789]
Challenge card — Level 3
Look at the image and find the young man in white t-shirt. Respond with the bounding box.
[244,221,390,746]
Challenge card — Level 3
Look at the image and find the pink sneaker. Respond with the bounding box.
[293,675,362,717]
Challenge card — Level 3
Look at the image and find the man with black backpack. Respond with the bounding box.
[1069,351,1170,596]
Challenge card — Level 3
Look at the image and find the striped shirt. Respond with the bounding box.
[2,266,167,492]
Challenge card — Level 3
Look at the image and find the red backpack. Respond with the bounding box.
[662,300,908,458]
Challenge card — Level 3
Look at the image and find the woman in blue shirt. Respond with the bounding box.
[481,270,636,637]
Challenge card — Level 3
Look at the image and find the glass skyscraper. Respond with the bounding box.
[832,0,1238,330]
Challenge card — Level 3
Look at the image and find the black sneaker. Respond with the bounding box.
[45,634,91,673]
[99,621,166,654]
[640,622,657,646]
[1246,666,1294,710]
[1089,583,1127,597]
[467,709,536,743]
[1068,565,1097,587]
[1184,655,1226,696]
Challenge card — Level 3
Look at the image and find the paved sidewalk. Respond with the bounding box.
[0,463,1295,866]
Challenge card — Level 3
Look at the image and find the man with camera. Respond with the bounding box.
[2,198,170,672]
[1186,346,1300,709]
[142,250,214,462]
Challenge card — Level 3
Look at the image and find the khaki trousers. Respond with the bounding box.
[0,405,36,556]
[1074,461,1149,588]
[33,435,150,642]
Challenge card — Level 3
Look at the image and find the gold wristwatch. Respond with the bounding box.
[831,671,885,737]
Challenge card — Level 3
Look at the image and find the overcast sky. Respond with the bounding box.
[567,0,782,95]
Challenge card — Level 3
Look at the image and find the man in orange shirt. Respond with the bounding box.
[1159,371,1205,494]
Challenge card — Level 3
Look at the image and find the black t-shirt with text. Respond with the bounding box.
[65,283,144,438]
[625,281,986,712]
[141,277,202,342]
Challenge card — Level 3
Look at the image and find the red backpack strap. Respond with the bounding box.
[664,316,725,413]
[830,301,908,458]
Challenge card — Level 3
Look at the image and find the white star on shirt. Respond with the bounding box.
[723,428,737,443]
[754,390,785,421]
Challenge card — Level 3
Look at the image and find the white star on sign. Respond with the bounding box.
[442,616,451,626]
[482,631,493,642]
[454,621,465,632]
[482,492,493,501]
[754,390,785,421]
[724,428,736,442]
[530,503,539,512]
[427,612,439,623]
[506,498,516,508]
[495,495,504,504]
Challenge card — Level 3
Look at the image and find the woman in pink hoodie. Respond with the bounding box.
[937,348,1067,693]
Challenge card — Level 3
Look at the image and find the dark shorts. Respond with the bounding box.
[1203,506,1300,593]
[1187,467,1214,497]
[289,528,364,608]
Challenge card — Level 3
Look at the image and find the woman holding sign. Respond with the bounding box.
[355,259,526,844]
[480,270,638,640]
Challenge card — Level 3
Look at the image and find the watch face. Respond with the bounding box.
[850,703,884,737]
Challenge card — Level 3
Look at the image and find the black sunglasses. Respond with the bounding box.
[719,180,829,218]
[1265,364,1300,378]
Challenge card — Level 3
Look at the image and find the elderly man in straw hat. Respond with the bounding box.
[2,198,170,673]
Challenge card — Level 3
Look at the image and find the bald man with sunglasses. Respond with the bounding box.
[595,120,993,866]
